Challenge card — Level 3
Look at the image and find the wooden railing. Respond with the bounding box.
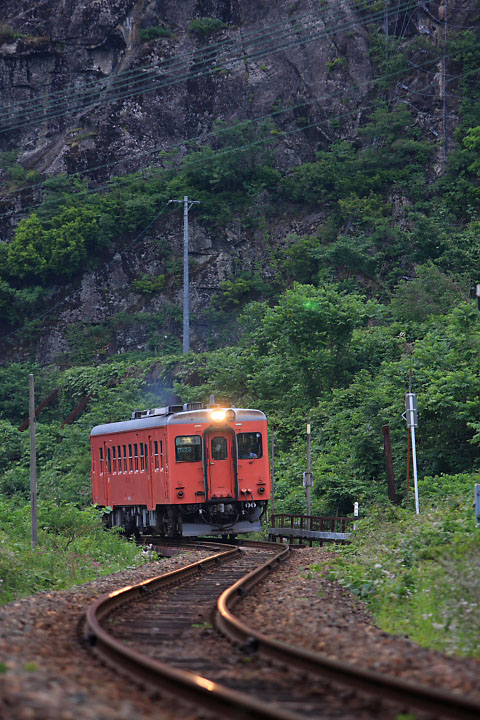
[268,513,353,546]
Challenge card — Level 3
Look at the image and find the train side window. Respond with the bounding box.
[175,436,202,462]
[113,446,117,473]
[134,443,139,472]
[160,440,164,470]
[107,447,112,473]
[212,437,228,460]
[154,441,160,470]
[117,446,122,473]
[237,432,262,459]
[99,447,104,475]
[140,444,145,472]
[145,443,148,470]
[128,444,133,473]
[123,445,127,473]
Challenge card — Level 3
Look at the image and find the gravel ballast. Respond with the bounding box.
[0,546,479,719]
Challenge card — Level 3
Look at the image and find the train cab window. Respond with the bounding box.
[212,437,228,460]
[175,435,202,462]
[237,432,262,459]
[99,447,104,475]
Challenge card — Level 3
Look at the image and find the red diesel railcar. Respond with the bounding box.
[90,402,271,537]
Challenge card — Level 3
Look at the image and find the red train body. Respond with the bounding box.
[90,402,271,537]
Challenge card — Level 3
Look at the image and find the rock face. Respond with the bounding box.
[0,0,373,166]
[0,0,475,361]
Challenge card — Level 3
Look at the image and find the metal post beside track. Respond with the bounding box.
[29,374,38,548]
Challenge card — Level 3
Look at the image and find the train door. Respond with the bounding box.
[206,430,236,499]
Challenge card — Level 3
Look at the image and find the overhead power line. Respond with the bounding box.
[0,0,421,135]
[1,67,477,340]
[0,0,396,122]
[0,5,333,119]
[0,39,474,220]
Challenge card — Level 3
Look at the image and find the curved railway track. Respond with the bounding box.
[84,540,480,720]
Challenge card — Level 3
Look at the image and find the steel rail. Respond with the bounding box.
[84,541,300,720]
[216,549,480,720]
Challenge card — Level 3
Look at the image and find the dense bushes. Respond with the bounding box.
[325,487,480,657]
[0,120,279,330]
[0,499,154,604]
[172,279,480,515]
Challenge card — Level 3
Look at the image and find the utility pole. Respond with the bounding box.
[169,195,200,353]
[29,374,38,548]
[303,420,314,516]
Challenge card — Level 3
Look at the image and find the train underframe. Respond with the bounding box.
[104,499,267,537]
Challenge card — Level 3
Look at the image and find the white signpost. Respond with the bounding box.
[403,392,420,515]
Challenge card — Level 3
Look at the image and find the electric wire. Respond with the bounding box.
[0,4,336,118]
[3,14,468,205]
[1,53,476,343]
[0,39,475,219]
[0,0,392,122]
[0,9,353,129]
[0,100,392,344]
[0,0,421,135]
[0,1,476,341]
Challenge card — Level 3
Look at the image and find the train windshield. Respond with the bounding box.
[237,432,262,459]
[175,435,202,462]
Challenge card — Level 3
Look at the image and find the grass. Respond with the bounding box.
[320,477,480,657]
[0,498,156,605]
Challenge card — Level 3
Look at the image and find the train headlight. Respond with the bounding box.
[210,409,226,422]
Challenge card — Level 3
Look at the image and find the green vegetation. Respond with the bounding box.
[132,273,166,295]
[0,499,155,604]
[0,16,480,647]
[0,120,278,329]
[139,25,173,41]
[188,18,228,37]
[324,476,480,656]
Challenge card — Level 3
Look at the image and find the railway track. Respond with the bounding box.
[84,540,480,720]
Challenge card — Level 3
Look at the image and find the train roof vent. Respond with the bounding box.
[131,409,149,419]
[168,404,184,414]
[146,407,168,417]
[131,405,184,419]
[183,402,204,411]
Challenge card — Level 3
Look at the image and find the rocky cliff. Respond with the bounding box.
[0,0,477,362]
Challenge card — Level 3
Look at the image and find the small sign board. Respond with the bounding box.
[303,471,314,488]
[404,393,418,428]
